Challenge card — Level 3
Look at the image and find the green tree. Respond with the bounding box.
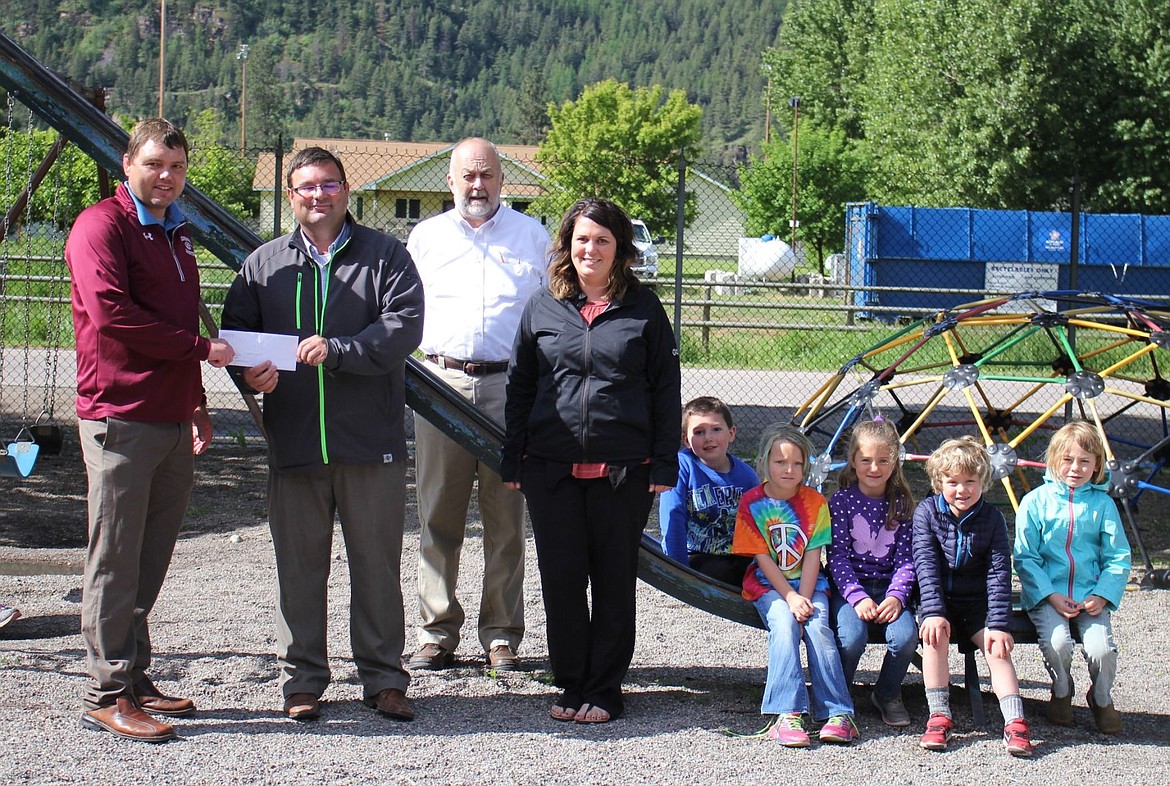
[861,0,1119,210]
[0,125,99,230]
[733,123,869,271]
[186,109,259,221]
[535,79,703,239]
[509,71,550,144]
[243,41,289,149]
[765,0,874,140]
[1095,0,1170,213]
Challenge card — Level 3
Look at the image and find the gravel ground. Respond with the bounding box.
[1,444,1169,785]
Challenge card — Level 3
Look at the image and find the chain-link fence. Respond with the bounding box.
[4,121,1170,480]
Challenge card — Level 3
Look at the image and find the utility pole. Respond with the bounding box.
[158,0,166,116]
[763,63,772,145]
[237,44,249,153]
[788,96,801,259]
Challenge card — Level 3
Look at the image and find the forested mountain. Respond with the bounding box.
[0,0,784,162]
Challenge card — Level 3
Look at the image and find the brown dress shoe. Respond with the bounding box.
[283,693,321,721]
[406,643,454,671]
[486,644,521,672]
[134,676,196,717]
[81,696,177,742]
[364,688,414,721]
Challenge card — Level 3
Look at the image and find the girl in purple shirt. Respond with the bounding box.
[827,420,918,727]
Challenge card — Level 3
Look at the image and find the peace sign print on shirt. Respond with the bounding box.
[766,502,811,572]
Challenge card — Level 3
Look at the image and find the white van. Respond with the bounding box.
[630,219,661,282]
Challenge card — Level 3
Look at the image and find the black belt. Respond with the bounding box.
[425,354,509,376]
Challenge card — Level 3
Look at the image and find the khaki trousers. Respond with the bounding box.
[79,418,192,710]
[414,366,525,653]
[268,460,410,699]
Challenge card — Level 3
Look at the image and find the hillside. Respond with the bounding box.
[1,0,785,161]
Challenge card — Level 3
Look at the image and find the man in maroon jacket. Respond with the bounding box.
[65,118,233,742]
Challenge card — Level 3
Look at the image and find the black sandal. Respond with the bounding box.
[574,700,620,723]
[550,692,583,722]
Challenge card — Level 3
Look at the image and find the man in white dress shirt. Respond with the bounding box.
[406,137,550,672]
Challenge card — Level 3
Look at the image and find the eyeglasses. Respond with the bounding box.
[289,180,345,197]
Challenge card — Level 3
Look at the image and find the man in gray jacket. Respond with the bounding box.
[221,147,424,722]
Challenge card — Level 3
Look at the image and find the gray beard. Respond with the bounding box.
[457,195,498,220]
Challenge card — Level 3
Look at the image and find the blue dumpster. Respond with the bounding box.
[844,202,1170,320]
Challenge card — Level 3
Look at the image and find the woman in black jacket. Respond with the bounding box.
[503,198,681,723]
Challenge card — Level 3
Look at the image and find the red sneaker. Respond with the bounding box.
[919,713,953,751]
[1004,718,1033,758]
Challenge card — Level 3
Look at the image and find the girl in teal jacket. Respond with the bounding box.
[1013,422,1131,734]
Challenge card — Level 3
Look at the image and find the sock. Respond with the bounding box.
[999,694,1025,723]
[925,687,951,719]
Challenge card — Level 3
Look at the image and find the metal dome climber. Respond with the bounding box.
[793,290,1170,587]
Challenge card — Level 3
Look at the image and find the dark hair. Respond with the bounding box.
[125,118,188,162]
[285,146,348,186]
[682,396,735,435]
[548,198,639,301]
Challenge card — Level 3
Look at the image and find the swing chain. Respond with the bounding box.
[0,91,13,416]
[40,132,69,420]
[19,100,36,419]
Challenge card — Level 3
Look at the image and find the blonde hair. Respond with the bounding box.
[756,424,814,482]
[1045,421,1107,484]
[836,420,915,530]
[925,436,991,492]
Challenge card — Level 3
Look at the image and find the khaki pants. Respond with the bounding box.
[268,460,410,699]
[79,418,193,710]
[414,366,525,653]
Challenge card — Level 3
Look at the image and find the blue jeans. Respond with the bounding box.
[1028,602,1118,705]
[752,572,854,718]
[830,579,919,701]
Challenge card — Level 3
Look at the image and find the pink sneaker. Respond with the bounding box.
[768,713,811,748]
[819,714,859,744]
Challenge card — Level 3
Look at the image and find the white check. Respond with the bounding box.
[219,329,299,371]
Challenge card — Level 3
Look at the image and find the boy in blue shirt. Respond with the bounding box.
[659,397,758,585]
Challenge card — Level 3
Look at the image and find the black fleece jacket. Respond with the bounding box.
[502,285,681,487]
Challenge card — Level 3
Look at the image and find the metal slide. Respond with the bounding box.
[0,31,761,629]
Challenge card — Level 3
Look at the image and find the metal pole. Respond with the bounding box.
[673,148,686,350]
[158,0,165,116]
[1063,170,1081,423]
[789,97,801,270]
[764,73,771,145]
[273,136,283,237]
[1069,170,1081,292]
[237,44,249,153]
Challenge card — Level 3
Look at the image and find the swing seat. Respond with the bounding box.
[29,423,62,455]
[0,429,39,478]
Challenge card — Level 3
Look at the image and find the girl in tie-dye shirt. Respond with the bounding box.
[732,425,857,748]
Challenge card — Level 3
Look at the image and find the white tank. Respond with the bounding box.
[737,235,798,280]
